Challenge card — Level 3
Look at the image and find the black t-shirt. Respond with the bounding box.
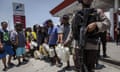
[0,29,11,45]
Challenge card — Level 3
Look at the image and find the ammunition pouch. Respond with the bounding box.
[87,38,98,45]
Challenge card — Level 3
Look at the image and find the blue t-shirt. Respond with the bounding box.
[48,26,62,45]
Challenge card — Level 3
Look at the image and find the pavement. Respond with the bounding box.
[0,42,120,72]
[95,42,120,72]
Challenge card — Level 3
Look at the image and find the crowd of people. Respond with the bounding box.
[0,15,72,71]
[0,0,112,72]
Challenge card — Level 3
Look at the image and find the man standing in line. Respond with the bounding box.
[0,21,14,71]
[14,23,28,67]
[60,15,71,70]
[46,19,62,67]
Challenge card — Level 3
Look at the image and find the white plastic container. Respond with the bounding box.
[63,47,70,62]
[34,50,41,59]
[31,41,38,47]
[42,43,49,52]
[49,48,55,57]
[55,44,63,58]
[55,44,70,62]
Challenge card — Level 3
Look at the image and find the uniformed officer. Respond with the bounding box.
[64,0,111,72]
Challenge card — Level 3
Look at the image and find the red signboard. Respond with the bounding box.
[13,15,26,28]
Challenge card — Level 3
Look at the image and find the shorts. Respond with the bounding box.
[16,47,25,56]
[0,52,6,59]
[0,45,14,59]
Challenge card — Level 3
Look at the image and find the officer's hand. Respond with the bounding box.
[87,22,97,32]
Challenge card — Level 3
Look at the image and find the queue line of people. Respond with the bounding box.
[0,15,71,71]
[0,0,111,72]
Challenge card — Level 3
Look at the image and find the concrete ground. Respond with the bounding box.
[0,42,120,72]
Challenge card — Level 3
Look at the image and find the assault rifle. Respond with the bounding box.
[78,8,94,72]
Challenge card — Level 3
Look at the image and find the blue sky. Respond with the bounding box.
[0,0,63,30]
[0,0,120,30]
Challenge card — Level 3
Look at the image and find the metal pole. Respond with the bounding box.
[110,8,114,40]
[114,0,119,12]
